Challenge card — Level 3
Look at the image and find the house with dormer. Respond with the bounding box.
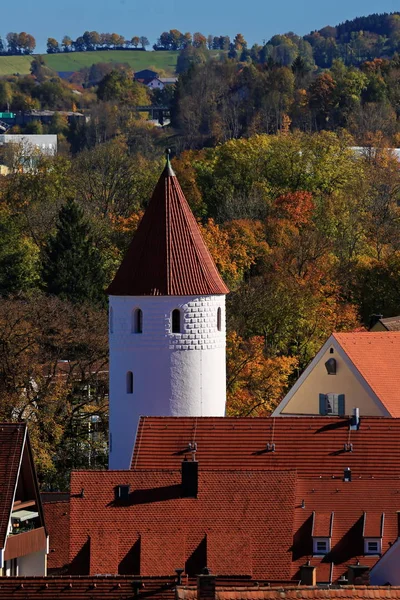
[0,423,48,576]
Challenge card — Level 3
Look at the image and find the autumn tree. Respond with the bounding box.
[226,332,297,416]
[47,37,60,53]
[0,295,108,487]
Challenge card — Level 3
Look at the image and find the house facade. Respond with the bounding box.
[0,424,48,576]
[272,332,400,417]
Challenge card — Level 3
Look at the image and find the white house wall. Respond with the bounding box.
[109,295,226,469]
[17,550,46,576]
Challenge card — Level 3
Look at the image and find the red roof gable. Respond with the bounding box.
[107,160,228,297]
[0,423,26,549]
[69,469,295,579]
[131,416,400,478]
[333,332,400,417]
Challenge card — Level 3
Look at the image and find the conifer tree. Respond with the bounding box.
[42,199,106,306]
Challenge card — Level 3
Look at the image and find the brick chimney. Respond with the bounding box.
[348,564,370,585]
[300,562,316,586]
[197,569,216,600]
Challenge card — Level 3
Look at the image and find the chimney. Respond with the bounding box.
[348,564,370,585]
[182,459,198,498]
[197,569,216,600]
[350,408,360,431]
[369,314,383,330]
[300,562,316,586]
[115,485,130,501]
[344,467,351,482]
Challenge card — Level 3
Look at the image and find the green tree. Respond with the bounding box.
[42,199,107,306]
[0,206,39,296]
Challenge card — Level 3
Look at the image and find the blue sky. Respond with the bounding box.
[3,0,399,52]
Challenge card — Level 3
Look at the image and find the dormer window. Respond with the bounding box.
[172,309,181,333]
[364,538,381,555]
[132,308,143,334]
[312,511,333,556]
[313,538,331,555]
[363,512,384,555]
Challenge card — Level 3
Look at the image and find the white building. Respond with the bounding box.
[107,154,229,469]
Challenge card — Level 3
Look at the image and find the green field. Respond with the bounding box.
[0,54,34,75]
[0,50,180,77]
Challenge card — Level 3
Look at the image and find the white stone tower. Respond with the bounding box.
[107,153,229,469]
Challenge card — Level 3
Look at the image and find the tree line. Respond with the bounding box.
[0,32,36,55]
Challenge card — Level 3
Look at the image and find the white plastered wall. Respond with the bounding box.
[109,295,226,469]
[17,550,47,576]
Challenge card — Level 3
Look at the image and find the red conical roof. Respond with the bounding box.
[107,160,229,296]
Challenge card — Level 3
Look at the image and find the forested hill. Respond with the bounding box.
[304,12,400,67]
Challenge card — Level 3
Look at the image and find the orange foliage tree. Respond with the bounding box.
[226,332,298,416]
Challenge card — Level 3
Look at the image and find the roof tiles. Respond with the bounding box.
[0,423,26,548]
[131,416,400,478]
[69,469,295,580]
[107,161,228,297]
[333,332,400,417]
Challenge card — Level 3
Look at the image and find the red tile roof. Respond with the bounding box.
[131,416,400,478]
[69,469,296,579]
[363,513,383,538]
[0,576,177,599]
[0,423,26,549]
[293,479,400,583]
[42,500,70,572]
[312,512,333,538]
[333,332,400,417]
[107,161,228,297]
[211,588,400,600]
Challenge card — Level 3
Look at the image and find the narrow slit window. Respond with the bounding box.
[172,309,181,333]
[109,306,114,334]
[132,308,143,334]
[126,371,133,394]
[217,307,222,331]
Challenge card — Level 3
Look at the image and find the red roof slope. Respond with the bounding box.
[43,499,70,572]
[107,161,228,296]
[131,416,400,478]
[0,423,26,549]
[0,576,177,599]
[333,332,400,417]
[69,469,295,580]
[293,479,400,583]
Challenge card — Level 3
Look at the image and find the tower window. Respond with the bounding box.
[132,308,143,334]
[109,306,114,334]
[172,309,181,333]
[126,371,133,394]
[217,307,222,331]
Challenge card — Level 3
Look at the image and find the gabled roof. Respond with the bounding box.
[375,316,400,331]
[273,332,400,417]
[131,416,400,477]
[107,158,228,296]
[333,332,400,417]
[69,469,295,579]
[0,423,26,549]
